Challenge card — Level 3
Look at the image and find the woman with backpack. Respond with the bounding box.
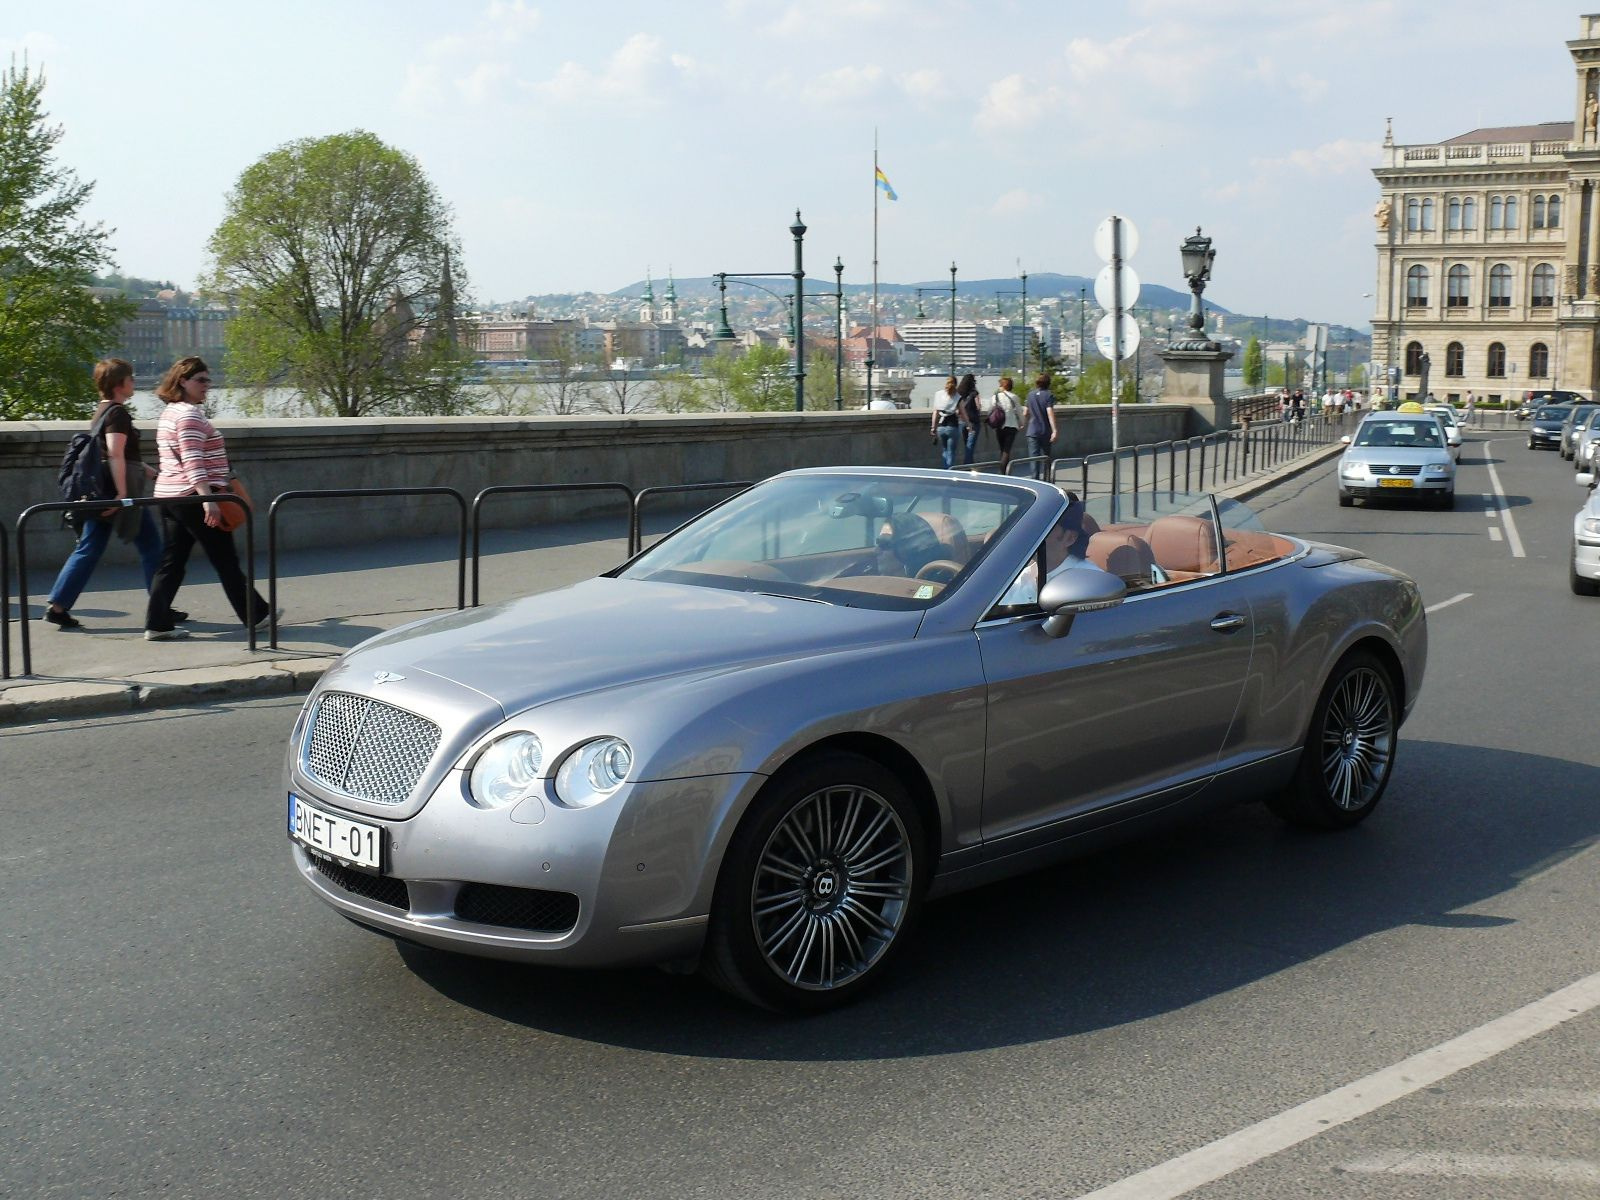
[987,375,1022,473]
[955,373,982,464]
[930,375,962,468]
[42,359,168,631]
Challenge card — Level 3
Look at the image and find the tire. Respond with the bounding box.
[1436,490,1455,510]
[701,751,925,1013]
[1573,550,1600,597]
[1338,491,1354,508]
[1269,650,1398,829]
[1528,438,1535,450]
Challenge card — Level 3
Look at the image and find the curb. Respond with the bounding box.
[2,444,1346,728]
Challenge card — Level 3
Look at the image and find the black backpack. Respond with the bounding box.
[57,407,115,505]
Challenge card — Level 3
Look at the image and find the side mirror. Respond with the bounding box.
[1039,566,1126,639]
[1577,471,1596,488]
[1340,435,1352,445]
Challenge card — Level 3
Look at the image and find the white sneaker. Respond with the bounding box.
[144,627,191,641]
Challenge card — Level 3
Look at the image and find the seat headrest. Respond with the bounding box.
[1147,514,1218,574]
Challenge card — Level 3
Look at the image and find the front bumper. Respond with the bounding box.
[288,769,764,967]
[1530,428,1562,447]
[1338,475,1453,500]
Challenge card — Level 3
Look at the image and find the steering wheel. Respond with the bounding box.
[914,559,963,583]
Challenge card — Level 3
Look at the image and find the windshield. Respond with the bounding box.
[1535,407,1568,420]
[1568,405,1599,424]
[619,473,1034,610]
[1352,419,1445,448]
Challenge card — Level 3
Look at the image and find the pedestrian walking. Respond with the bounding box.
[1464,391,1477,428]
[955,373,982,465]
[930,376,961,469]
[42,358,170,630]
[1024,372,1058,479]
[988,375,1022,472]
[144,356,268,641]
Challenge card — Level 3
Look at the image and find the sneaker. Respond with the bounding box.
[43,609,82,630]
[144,627,191,641]
[170,610,190,623]
[251,608,282,630]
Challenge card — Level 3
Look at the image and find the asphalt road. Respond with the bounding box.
[3,430,1598,1200]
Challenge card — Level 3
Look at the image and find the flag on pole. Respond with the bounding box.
[875,166,898,201]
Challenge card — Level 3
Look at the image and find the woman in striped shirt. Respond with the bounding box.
[144,356,268,640]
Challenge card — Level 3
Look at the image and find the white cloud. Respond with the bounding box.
[484,0,542,36]
[897,68,940,100]
[975,73,1064,131]
[456,62,510,106]
[990,188,1044,216]
[532,34,691,106]
[767,0,907,38]
[1254,138,1381,177]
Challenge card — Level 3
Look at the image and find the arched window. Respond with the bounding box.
[1445,342,1465,376]
[1489,196,1504,229]
[1530,342,1550,378]
[1448,265,1471,307]
[1405,341,1426,375]
[1422,198,1436,230]
[1487,342,1507,378]
[1548,194,1562,228]
[1504,195,1518,228]
[1463,197,1477,229]
[1532,263,1557,307]
[1533,195,1547,228]
[1489,264,1512,307]
[1406,264,1430,307]
[1448,198,1463,231]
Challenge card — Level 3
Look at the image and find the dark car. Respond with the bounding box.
[1561,405,1600,458]
[1518,390,1586,420]
[1528,405,1572,450]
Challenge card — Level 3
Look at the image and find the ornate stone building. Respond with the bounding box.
[1372,13,1600,403]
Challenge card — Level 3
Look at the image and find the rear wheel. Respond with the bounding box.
[702,752,924,1012]
[1269,650,1397,829]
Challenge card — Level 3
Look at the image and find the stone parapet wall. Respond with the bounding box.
[1,406,1196,567]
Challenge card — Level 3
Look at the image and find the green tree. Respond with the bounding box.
[1071,360,1138,406]
[205,130,469,417]
[803,347,841,410]
[1242,336,1263,387]
[727,343,794,411]
[0,60,133,419]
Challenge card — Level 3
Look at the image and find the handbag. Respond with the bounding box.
[215,475,254,533]
[986,396,1007,429]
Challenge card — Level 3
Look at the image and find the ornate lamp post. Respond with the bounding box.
[713,273,736,342]
[995,268,1030,382]
[791,210,807,412]
[1177,226,1217,344]
[833,256,844,410]
[949,261,958,377]
[1157,226,1233,435]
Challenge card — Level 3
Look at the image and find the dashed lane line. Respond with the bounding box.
[1425,592,1473,614]
[1070,969,1600,1200]
[1481,442,1527,557]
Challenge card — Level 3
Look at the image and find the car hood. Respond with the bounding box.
[1342,445,1452,465]
[335,576,923,714]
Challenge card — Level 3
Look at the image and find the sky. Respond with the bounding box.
[4,1,1591,327]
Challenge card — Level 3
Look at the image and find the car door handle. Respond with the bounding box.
[1210,612,1247,633]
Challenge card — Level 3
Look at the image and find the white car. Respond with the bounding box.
[1572,409,1600,472]
[1575,471,1600,596]
[1426,406,1464,460]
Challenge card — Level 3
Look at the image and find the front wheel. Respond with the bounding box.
[1269,651,1398,829]
[702,752,924,1012]
[1338,491,1354,508]
[1573,549,1600,596]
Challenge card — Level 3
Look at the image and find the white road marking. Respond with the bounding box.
[1070,969,1600,1200]
[1481,446,1527,557]
[1489,527,1504,542]
[1342,1150,1600,1184]
[1425,592,1473,614]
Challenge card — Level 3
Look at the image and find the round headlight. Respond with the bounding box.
[554,737,633,809]
[469,732,544,809]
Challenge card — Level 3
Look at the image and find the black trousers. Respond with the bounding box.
[145,501,267,630]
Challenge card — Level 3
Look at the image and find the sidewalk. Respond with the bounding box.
[0,446,1342,725]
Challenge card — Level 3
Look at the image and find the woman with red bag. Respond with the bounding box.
[143,356,267,641]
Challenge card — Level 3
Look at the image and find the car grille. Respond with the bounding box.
[456,883,580,933]
[303,692,441,805]
[1371,464,1423,476]
[309,852,410,911]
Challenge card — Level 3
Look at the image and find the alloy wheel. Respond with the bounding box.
[1319,666,1394,810]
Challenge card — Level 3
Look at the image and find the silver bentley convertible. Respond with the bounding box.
[285,467,1427,1012]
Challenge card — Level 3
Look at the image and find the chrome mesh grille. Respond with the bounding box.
[1372,463,1423,476]
[304,692,441,805]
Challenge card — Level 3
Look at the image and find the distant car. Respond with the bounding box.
[1338,412,1456,508]
[1518,390,1585,421]
[1572,409,1600,471]
[1426,405,1464,459]
[283,467,1427,1011]
[1528,405,1571,450]
[1571,470,1600,596]
[1559,405,1599,459]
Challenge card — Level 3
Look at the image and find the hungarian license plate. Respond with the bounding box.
[1378,478,1414,488]
[288,793,383,871]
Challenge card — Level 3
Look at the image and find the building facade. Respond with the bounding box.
[1372,14,1600,404]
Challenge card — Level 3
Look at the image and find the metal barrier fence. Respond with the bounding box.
[14,494,255,677]
[469,482,635,606]
[1,519,9,680]
[629,482,753,555]
[266,488,469,650]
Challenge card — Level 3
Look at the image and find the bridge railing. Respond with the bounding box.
[470,483,635,606]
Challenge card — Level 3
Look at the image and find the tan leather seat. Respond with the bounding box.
[1086,531,1155,587]
[1147,514,1219,576]
[877,511,970,575]
[919,512,971,563]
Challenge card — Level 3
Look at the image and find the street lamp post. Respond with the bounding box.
[995,269,1030,383]
[833,256,844,410]
[949,262,958,378]
[791,210,806,412]
[1078,286,1087,383]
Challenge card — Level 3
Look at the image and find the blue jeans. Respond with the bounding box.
[962,426,979,464]
[47,509,163,612]
[1027,433,1053,478]
[936,423,960,469]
